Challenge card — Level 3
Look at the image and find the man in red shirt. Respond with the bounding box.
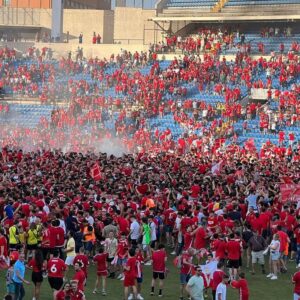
[72,262,86,292]
[179,248,194,300]
[292,268,300,300]
[47,250,67,299]
[73,247,89,279]
[277,225,290,272]
[70,281,86,300]
[151,244,167,297]
[212,262,225,300]
[227,233,242,280]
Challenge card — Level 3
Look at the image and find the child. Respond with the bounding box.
[124,248,138,300]
[116,233,128,280]
[93,246,108,296]
[6,260,16,298]
[231,272,249,300]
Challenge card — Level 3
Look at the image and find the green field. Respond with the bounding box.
[0,254,294,300]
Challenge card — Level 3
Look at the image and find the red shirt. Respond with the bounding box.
[71,290,85,300]
[73,254,89,277]
[55,226,65,247]
[152,249,166,273]
[180,253,193,275]
[214,239,227,259]
[293,271,300,294]
[28,258,42,273]
[0,236,8,257]
[56,290,71,300]
[194,227,206,249]
[231,278,249,298]
[93,253,108,272]
[125,257,137,278]
[117,239,128,258]
[277,230,289,252]
[47,258,66,278]
[295,227,300,244]
[226,240,241,260]
[72,269,86,291]
[212,269,225,291]
[259,212,270,230]
[48,226,57,248]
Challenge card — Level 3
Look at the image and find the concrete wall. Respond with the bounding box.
[113,7,165,45]
[0,41,147,59]
[0,6,161,45]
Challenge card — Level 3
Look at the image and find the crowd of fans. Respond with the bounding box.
[0,33,300,300]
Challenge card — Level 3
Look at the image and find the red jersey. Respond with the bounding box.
[227,239,241,260]
[194,227,206,249]
[212,269,225,291]
[125,257,137,278]
[71,289,85,300]
[28,258,43,273]
[0,236,8,257]
[117,239,128,258]
[47,258,66,278]
[72,269,86,291]
[152,249,166,273]
[93,253,108,272]
[55,226,65,247]
[56,290,71,300]
[73,254,89,277]
[293,271,300,295]
[231,278,249,299]
[180,253,193,275]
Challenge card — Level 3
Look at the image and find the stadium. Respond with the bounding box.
[0,0,299,300]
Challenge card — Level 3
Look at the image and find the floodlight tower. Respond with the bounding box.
[51,0,64,42]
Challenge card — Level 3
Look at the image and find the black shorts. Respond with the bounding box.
[27,244,38,251]
[150,240,156,249]
[41,247,50,260]
[32,271,43,284]
[153,272,165,280]
[9,243,21,250]
[228,259,240,269]
[48,277,64,291]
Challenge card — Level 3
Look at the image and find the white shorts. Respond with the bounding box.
[65,256,75,266]
[294,293,300,300]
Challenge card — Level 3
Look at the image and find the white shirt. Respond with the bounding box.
[86,215,94,226]
[150,221,157,241]
[130,220,140,240]
[216,282,227,300]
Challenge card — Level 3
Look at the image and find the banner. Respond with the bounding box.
[90,163,102,181]
[280,184,300,202]
[200,260,218,276]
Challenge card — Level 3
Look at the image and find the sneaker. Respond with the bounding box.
[150,291,154,296]
[145,261,152,266]
[102,290,107,296]
[297,263,300,268]
[128,294,134,300]
[270,275,278,280]
[32,298,36,300]
[92,289,98,294]
[158,294,163,298]
[137,294,144,300]
[266,273,274,278]
[117,274,123,279]
[120,275,125,281]
[171,251,176,255]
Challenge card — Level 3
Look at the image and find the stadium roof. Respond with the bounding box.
[152,14,300,22]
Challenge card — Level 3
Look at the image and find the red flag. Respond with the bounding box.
[90,163,102,181]
[281,176,294,184]
[280,184,300,202]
